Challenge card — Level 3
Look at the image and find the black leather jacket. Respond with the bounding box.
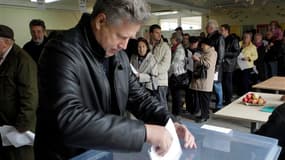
[222,34,240,72]
[34,14,174,160]
[207,31,225,81]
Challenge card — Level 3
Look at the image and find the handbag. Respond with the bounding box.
[170,73,190,88]
[193,65,207,79]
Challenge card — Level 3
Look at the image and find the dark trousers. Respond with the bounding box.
[192,90,211,118]
[185,89,197,114]
[170,86,186,115]
[237,68,252,96]
[154,86,168,109]
[0,144,34,160]
[256,63,267,81]
[278,56,285,76]
[222,72,233,105]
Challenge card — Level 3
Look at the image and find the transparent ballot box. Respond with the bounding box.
[71,120,281,160]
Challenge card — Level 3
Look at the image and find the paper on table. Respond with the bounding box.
[237,53,249,70]
[130,64,138,75]
[201,124,232,134]
[0,125,35,148]
[149,119,182,160]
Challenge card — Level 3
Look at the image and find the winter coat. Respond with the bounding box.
[190,47,217,92]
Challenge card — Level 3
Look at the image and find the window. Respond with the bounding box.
[160,18,178,31]
[181,16,202,30]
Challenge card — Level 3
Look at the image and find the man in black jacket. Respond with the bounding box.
[255,103,285,160]
[220,24,240,105]
[34,0,196,160]
[23,19,48,64]
[206,20,225,111]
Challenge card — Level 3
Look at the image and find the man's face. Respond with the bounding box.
[93,14,141,57]
[0,38,9,56]
[206,25,213,34]
[254,35,262,43]
[190,42,198,49]
[183,35,190,46]
[30,25,45,44]
[220,27,228,37]
[150,28,161,42]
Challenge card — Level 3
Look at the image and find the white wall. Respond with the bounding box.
[0,6,82,46]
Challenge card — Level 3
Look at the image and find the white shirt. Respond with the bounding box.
[0,45,12,66]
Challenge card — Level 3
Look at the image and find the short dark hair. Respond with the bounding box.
[149,24,161,33]
[221,24,230,33]
[137,37,150,53]
[189,36,200,43]
[175,26,183,32]
[29,19,46,30]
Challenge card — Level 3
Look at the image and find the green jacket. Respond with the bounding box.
[0,44,38,132]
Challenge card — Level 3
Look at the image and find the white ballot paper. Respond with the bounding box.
[214,72,218,81]
[130,64,138,75]
[149,119,182,160]
[0,125,35,148]
[237,53,249,70]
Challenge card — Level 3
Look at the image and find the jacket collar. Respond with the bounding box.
[207,30,219,38]
[77,13,106,59]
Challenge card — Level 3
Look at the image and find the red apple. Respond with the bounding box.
[246,94,252,99]
[248,99,253,103]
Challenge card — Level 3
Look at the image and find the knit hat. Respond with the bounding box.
[0,25,14,40]
[200,38,213,47]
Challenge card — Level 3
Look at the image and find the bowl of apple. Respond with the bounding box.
[242,93,266,106]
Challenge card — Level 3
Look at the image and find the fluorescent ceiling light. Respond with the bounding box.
[31,0,60,3]
[152,10,178,16]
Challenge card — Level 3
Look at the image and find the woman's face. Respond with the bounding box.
[201,43,210,52]
[243,34,252,44]
[171,37,177,46]
[138,41,148,56]
[254,35,262,43]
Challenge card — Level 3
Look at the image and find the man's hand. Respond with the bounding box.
[145,124,173,156]
[174,122,197,149]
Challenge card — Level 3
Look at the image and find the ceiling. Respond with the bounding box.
[0,0,284,14]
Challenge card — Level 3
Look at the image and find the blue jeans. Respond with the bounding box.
[153,86,168,110]
[213,82,223,109]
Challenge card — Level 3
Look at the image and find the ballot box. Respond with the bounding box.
[71,120,281,160]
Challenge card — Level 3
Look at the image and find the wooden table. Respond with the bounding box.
[214,92,284,132]
[252,76,285,94]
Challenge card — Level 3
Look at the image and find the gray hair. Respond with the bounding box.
[207,19,219,31]
[171,32,183,43]
[91,0,151,25]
